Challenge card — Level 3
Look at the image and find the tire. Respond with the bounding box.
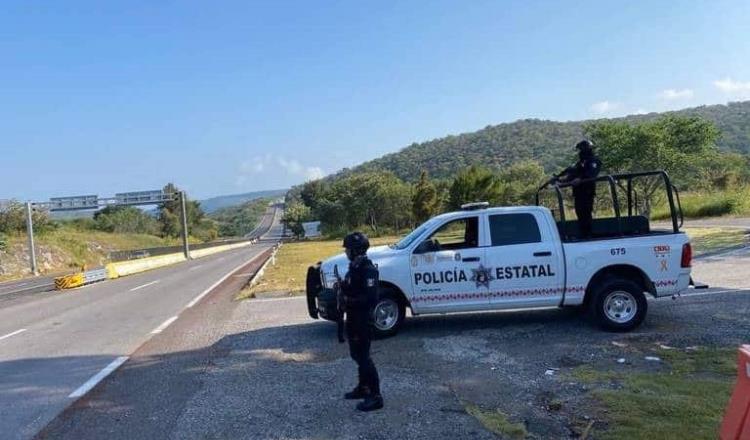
[370,288,406,339]
[589,278,648,332]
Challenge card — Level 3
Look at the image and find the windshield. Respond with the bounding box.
[390,219,437,250]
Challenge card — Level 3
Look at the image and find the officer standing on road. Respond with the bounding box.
[557,140,602,239]
[341,232,384,412]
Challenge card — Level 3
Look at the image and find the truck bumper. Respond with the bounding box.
[305,264,338,321]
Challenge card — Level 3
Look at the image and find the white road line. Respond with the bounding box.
[184,257,256,309]
[216,257,226,262]
[0,328,27,341]
[151,316,178,334]
[68,356,129,398]
[188,265,204,271]
[129,280,160,292]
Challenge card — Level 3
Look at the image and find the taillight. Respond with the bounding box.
[681,243,692,268]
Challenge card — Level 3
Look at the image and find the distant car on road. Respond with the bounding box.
[307,171,694,337]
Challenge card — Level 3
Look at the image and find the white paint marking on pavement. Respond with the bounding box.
[184,256,261,309]
[68,356,129,398]
[188,264,204,271]
[216,256,226,262]
[129,280,160,292]
[151,316,178,334]
[0,328,27,341]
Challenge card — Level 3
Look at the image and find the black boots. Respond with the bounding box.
[344,386,384,411]
[344,385,370,400]
[356,394,384,412]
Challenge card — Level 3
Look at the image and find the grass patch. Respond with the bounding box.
[572,347,736,440]
[464,403,527,440]
[238,236,399,298]
[652,187,750,220]
[683,227,748,255]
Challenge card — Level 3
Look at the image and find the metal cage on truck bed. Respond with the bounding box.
[535,170,684,242]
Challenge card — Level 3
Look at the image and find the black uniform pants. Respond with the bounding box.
[345,309,380,395]
[574,193,595,239]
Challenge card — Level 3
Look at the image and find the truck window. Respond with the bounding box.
[489,213,541,246]
[427,217,479,250]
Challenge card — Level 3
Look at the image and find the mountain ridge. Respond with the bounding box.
[330,101,750,182]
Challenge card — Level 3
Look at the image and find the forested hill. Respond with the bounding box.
[345,100,750,182]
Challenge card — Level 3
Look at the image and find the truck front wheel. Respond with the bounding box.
[371,289,406,338]
[590,278,647,332]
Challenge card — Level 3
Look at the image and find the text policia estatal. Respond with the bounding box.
[414,264,556,286]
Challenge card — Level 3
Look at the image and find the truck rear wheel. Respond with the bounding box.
[590,278,647,332]
[371,289,406,339]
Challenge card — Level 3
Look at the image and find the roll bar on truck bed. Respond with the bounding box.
[535,170,684,242]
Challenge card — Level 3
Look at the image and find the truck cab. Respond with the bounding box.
[306,171,693,337]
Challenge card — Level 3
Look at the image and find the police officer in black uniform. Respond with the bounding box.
[341,232,383,412]
[557,140,602,239]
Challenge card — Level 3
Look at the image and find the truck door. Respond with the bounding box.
[409,215,488,313]
[483,212,565,309]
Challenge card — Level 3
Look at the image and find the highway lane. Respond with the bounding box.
[0,205,281,302]
[0,221,282,439]
[0,276,56,299]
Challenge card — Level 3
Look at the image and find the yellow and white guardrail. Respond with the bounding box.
[55,239,260,290]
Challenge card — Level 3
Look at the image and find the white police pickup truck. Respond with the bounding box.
[306,171,694,337]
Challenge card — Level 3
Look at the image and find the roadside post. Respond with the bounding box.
[25,201,38,276]
[179,191,190,259]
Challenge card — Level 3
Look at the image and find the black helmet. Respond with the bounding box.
[575,139,594,151]
[343,231,370,255]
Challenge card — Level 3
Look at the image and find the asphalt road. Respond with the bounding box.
[0,213,283,439]
[35,240,750,438]
[0,277,57,301]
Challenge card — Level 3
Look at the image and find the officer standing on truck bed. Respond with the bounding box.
[556,139,602,239]
[341,232,383,412]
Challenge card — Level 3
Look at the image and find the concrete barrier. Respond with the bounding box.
[104,241,258,279]
[55,273,85,290]
[106,253,187,278]
[189,240,254,259]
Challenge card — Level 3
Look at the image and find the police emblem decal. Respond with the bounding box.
[470,264,494,289]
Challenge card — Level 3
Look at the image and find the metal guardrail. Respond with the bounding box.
[83,268,108,284]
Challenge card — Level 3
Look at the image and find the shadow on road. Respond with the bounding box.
[11,288,749,439]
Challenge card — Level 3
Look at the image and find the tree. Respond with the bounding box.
[157,183,218,241]
[0,201,55,235]
[93,206,160,234]
[412,171,439,223]
[448,165,504,210]
[282,202,311,239]
[497,160,546,206]
[585,116,722,215]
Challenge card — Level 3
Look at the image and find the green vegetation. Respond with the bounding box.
[93,206,161,235]
[684,227,748,255]
[569,347,736,440]
[653,187,750,220]
[339,101,750,183]
[157,183,218,241]
[290,113,748,236]
[0,183,230,280]
[464,403,527,440]
[209,198,270,237]
[238,236,397,298]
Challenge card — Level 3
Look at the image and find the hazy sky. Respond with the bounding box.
[2,0,749,201]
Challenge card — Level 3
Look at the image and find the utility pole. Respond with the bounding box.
[25,202,38,276]
[179,191,190,259]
